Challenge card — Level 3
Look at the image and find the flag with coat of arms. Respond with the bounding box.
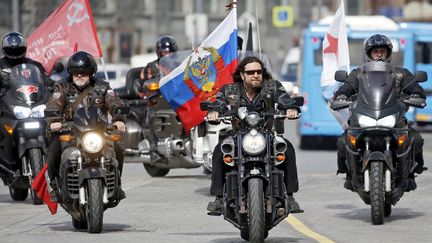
[320,0,350,128]
[159,6,238,132]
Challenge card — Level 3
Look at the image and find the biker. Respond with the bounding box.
[334,34,426,191]
[0,32,50,91]
[206,56,304,215]
[46,51,127,201]
[138,35,178,162]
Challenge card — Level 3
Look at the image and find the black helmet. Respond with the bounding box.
[2,32,27,60]
[155,35,178,58]
[67,51,97,78]
[364,34,393,62]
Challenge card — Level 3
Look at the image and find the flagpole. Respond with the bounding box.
[255,2,262,57]
[100,56,109,81]
[190,6,195,50]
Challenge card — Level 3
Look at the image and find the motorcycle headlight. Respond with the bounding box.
[245,112,260,127]
[377,114,396,128]
[358,114,396,128]
[13,106,31,119]
[82,132,104,153]
[242,129,266,155]
[31,104,46,118]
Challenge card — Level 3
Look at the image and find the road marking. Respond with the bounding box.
[285,215,335,243]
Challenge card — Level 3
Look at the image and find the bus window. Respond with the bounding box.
[415,42,432,64]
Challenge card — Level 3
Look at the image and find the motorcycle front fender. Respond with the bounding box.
[17,137,47,158]
[78,167,105,186]
[362,151,390,171]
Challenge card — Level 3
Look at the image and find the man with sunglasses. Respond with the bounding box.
[206,56,303,215]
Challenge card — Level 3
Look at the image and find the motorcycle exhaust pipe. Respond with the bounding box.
[364,169,370,192]
[169,139,185,153]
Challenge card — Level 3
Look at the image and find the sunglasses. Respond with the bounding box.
[243,69,263,75]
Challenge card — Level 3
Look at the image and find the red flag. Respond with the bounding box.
[26,0,102,74]
[31,163,58,215]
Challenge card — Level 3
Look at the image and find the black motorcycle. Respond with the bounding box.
[331,62,427,225]
[47,105,128,233]
[0,63,49,204]
[202,96,303,242]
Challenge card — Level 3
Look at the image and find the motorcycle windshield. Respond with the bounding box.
[73,106,108,133]
[356,62,397,118]
[8,63,46,107]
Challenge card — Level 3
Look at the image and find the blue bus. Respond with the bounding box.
[298,17,415,149]
[399,22,432,126]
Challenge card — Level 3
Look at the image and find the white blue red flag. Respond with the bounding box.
[159,8,238,132]
[320,0,350,128]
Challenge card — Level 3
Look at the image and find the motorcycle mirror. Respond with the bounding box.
[292,96,304,106]
[52,62,64,73]
[334,70,348,82]
[414,71,427,83]
[200,101,211,111]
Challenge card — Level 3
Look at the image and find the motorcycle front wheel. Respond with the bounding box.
[370,161,385,225]
[86,179,104,233]
[247,178,266,243]
[29,148,44,205]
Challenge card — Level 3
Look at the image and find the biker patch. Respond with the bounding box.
[21,69,31,79]
[107,89,115,96]
[16,85,38,95]
[53,92,61,99]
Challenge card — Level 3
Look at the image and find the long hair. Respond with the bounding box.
[233,56,272,82]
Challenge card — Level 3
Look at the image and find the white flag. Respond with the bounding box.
[320,0,350,128]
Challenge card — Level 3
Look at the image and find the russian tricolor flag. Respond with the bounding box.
[159,8,238,132]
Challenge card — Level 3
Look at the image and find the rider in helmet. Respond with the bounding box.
[46,51,127,201]
[134,35,178,162]
[139,35,178,80]
[334,34,426,191]
[0,31,48,91]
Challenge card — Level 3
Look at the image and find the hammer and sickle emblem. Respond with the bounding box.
[67,2,90,26]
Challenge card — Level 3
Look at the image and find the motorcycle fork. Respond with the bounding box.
[78,156,109,205]
[363,138,392,192]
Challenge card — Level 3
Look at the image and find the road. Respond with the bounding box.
[0,122,431,243]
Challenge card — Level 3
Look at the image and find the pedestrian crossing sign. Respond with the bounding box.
[272,6,294,28]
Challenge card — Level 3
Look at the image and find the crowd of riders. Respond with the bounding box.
[0,29,427,235]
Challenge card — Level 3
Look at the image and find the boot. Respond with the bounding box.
[344,173,354,191]
[48,179,58,203]
[406,173,417,192]
[207,196,223,216]
[119,187,126,200]
[287,195,304,213]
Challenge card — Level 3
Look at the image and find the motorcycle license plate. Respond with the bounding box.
[24,121,40,129]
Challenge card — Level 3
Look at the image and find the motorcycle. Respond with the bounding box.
[0,63,49,205]
[46,105,128,233]
[117,51,201,177]
[201,95,303,242]
[330,62,427,225]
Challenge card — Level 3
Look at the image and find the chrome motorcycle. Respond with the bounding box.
[47,106,127,233]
